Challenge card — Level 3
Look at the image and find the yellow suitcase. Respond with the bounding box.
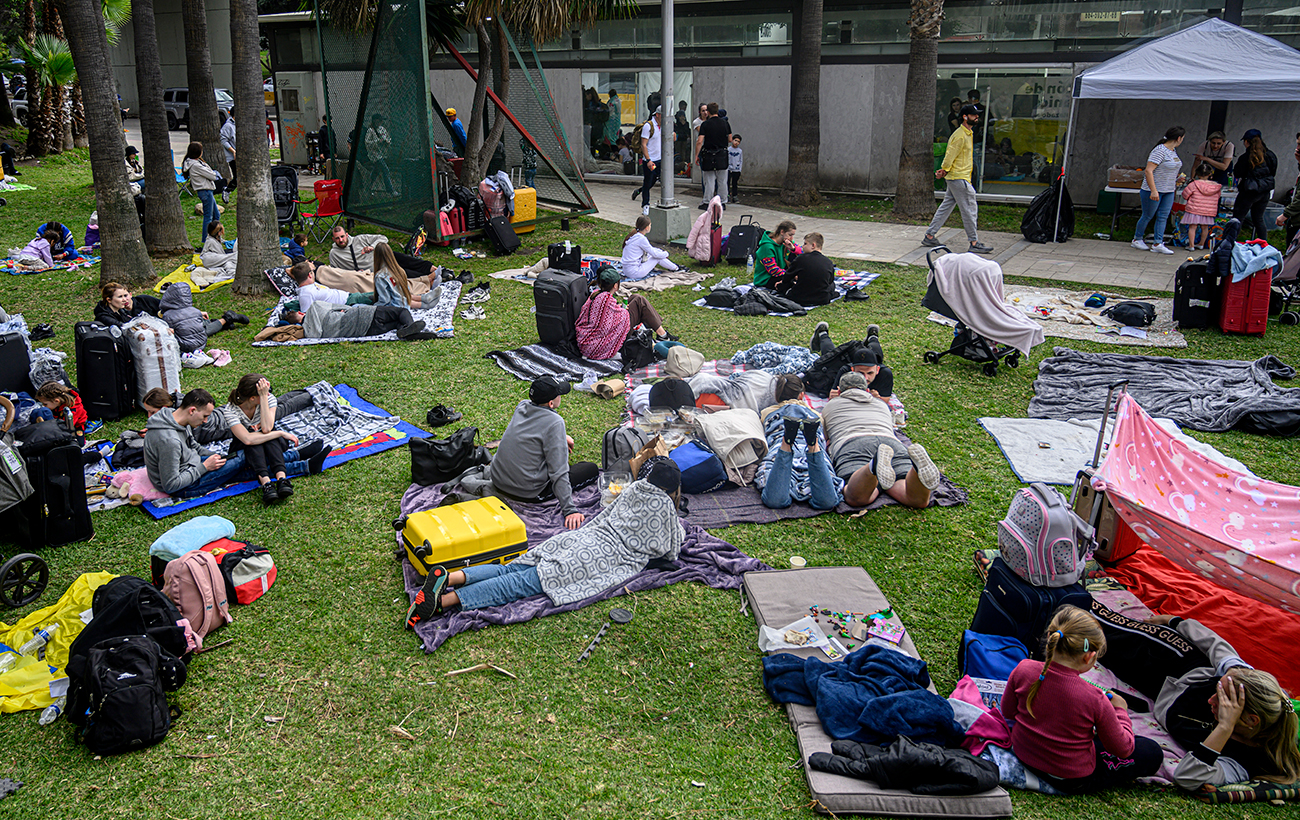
[511,186,537,234]
[396,497,528,576]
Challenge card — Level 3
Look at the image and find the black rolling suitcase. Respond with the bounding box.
[75,322,137,420]
[0,331,33,394]
[1172,256,1219,329]
[534,269,589,352]
[968,557,1092,659]
[2,442,94,549]
[485,216,520,256]
[548,241,582,273]
[725,215,761,265]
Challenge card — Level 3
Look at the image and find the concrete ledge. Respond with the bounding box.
[649,204,694,243]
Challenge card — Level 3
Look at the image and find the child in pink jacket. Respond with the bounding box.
[1181,163,1223,250]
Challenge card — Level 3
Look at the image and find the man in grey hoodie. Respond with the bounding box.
[144,388,252,497]
[491,376,598,530]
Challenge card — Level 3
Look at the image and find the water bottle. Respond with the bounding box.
[38,696,65,726]
[746,253,755,280]
[0,652,18,675]
[18,623,58,656]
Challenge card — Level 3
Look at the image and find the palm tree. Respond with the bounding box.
[229,0,279,293]
[779,0,822,206]
[182,0,232,181]
[60,0,155,286]
[133,0,193,253]
[67,0,131,150]
[894,0,945,218]
[20,33,75,156]
[23,0,43,156]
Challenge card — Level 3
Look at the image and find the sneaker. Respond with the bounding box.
[276,477,294,499]
[631,188,640,200]
[1131,238,1150,251]
[84,418,104,436]
[866,324,880,342]
[782,418,801,446]
[907,443,941,490]
[396,320,428,339]
[641,205,650,216]
[180,350,213,368]
[872,443,897,490]
[801,419,821,449]
[921,234,942,247]
[261,482,281,506]
[459,306,486,320]
[426,404,463,428]
[810,321,830,354]
[405,565,449,629]
[659,329,680,342]
[457,270,475,285]
[969,242,994,254]
[698,203,707,210]
[1150,243,1174,255]
[220,191,229,205]
[223,310,250,326]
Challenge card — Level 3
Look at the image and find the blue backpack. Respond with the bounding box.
[959,629,1028,681]
[669,439,730,494]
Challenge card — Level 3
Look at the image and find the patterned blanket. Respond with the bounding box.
[253,281,461,346]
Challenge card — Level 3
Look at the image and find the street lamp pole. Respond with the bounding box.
[659,0,674,207]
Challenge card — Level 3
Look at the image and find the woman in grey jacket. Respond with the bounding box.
[181,141,225,245]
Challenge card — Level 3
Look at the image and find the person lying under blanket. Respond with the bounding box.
[405,457,684,628]
[301,300,429,340]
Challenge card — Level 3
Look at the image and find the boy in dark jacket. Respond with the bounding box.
[775,232,838,307]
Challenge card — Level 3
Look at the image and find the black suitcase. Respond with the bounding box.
[1,443,94,550]
[75,321,137,420]
[969,557,1092,659]
[534,269,589,351]
[1172,256,1219,329]
[485,215,520,256]
[0,331,33,395]
[725,215,761,265]
[548,241,582,273]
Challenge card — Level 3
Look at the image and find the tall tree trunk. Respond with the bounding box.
[45,1,71,153]
[23,0,46,156]
[461,23,492,186]
[780,0,822,206]
[229,0,277,293]
[70,80,88,148]
[182,0,231,180]
[134,0,192,253]
[60,0,154,286]
[895,0,945,218]
[472,22,510,182]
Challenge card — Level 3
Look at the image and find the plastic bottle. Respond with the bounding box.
[746,253,755,280]
[18,623,58,657]
[38,696,65,726]
[0,652,18,675]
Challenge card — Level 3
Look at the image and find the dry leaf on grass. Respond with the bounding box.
[263,716,284,724]
[544,714,557,724]
[388,726,416,741]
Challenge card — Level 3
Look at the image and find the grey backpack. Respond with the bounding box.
[997,483,1095,587]
[602,425,650,472]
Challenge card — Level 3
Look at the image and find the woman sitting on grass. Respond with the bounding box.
[94,281,162,328]
[575,265,677,360]
[405,458,685,628]
[372,243,442,310]
[200,222,238,279]
[220,374,328,506]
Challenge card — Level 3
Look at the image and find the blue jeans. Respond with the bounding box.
[1133,191,1174,245]
[173,451,252,498]
[761,446,841,510]
[455,562,544,610]
[197,189,218,245]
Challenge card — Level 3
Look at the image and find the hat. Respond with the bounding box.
[870,368,893,399]
[718,109,727,118]
[445,108,457,117]
[665,347,705,378]
[849,347,880,367]
[773,374,804,403]
[596,265,621,288]
[654,105,663,114]
[648,378,694,410]
[125,145,139,155]
[1242,128,1262,142]
[960,104,981,117]
[529,375,571,404]
[839,371,869,392]
[1084,293,1106,308]
[643,458,681,494]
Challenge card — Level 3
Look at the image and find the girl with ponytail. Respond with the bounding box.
[1000,605,1164,793]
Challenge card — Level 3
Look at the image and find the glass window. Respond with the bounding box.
[579,71,691,166]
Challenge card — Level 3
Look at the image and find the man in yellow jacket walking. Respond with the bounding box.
[922,104,993,254]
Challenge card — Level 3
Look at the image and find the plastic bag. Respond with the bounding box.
[758,616,830,651]
[1021,176,1075,244]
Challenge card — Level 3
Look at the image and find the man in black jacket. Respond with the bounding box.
[775,232,837,306]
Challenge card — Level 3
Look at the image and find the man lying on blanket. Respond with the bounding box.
[285,260,440,317]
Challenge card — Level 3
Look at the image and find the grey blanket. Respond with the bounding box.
[1027,347,1300,434]
[399,482,771,653]
[485,343,622,383]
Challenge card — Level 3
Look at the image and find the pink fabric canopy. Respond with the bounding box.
[1096,393,1300,615]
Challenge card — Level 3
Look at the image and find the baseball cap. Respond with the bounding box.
[597,265,621,287]
[530,375,571,404]
[839,371,869,392]
[654,105,663,114]
[1242,128,1262,142]
[871,368,894,398]
[960,104,981,117]
[445,108,457,117]
[849,347,880,367]
[644,458,681,494]
[648,378,694,410]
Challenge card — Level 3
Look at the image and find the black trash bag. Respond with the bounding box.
[1021,176,1075,243]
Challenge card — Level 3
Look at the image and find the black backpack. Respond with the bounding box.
[409,426,490,486]
[620,327,657,374]
[67,635,184,756]
[803,339,868,397]
[65,576,193,677]
[1101,301,1156,327]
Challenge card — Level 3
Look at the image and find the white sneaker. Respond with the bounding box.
[641,205,650,216]
[1150,243,1174,255]
[907,443,942,491]
[1131,239,1149,251]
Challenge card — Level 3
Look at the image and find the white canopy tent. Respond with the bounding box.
[1056,18,1300,241]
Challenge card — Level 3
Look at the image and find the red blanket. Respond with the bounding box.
[1108,547,1300,693]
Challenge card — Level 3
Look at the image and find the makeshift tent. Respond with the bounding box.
[1095,392,1300,616]
[1056,18,1300,241]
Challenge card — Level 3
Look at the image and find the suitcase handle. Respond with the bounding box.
[738,215,754,226]
[1090,381,1129,467]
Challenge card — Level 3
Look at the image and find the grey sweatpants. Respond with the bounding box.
[927,178,979,244]
[701,168,729,205]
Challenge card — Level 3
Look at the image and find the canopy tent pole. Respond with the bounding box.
[1053,94,1079,244]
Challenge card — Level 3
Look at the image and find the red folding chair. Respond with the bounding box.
[298,179,344,242]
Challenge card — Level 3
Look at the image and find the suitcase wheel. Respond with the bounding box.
[0,552,49,608]
[392,515,407,530]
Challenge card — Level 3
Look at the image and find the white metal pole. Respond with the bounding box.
[660,0,675,206]
[1055,96,1079,243]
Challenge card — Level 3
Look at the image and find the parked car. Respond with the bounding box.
[9,88,27,127]
[162,87,235,131]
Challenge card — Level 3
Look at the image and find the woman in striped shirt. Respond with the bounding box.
[1132,126,1185,255]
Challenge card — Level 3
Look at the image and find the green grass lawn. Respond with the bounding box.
[0,150,1296,819]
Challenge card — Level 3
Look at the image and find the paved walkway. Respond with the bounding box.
[582,178,1186,292]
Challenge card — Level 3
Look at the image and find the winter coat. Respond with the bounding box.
[158,284,209,353]
[143,407,210,495]
[685,197,723,262]
[810,736,1000,796]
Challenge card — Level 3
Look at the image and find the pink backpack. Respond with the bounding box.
[162,550,232,645]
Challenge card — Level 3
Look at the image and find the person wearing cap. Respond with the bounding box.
[922,104,993,255]
[638,106,667,216]
[446,108,467,155]
[576,260,678,360]
[124,145,144,182]
[756,375,844,510]
[821,371,940,509]
[491,376,598,530]
[775,232,837,307]
[1232,128,1278,241]
[405,459,684,625]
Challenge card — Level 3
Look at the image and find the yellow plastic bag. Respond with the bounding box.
[0,571,116,713]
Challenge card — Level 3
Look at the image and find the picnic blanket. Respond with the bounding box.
[693,270,881,315]
[399,480,770,653]
[1028,348,1300,434]
[253,281,461,346]
[2,254,101,276]
[152,259,233,293]
[489,254,711,292]
[485,343,622,386]
[140,383,427,518]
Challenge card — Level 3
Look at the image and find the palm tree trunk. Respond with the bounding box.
[895,0,945,218]
[229,0,277,293]
[780,0,822,206]
[461,23,492,186]
[45,1,72,153]
[182,0,232,180]
[70,80,89,149]
[133,0,193,253]
[22,0,40,154]
[474,22,510,181]
[60,0,155,286]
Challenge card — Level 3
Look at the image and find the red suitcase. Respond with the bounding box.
[1218,268,1271,336]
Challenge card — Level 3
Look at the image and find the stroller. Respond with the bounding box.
[270,165,300,232]
[922,247,1046,377]
[1274,233,1300,325]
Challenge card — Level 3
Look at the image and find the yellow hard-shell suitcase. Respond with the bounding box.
[396,497,528,576]
[511,186,537,234]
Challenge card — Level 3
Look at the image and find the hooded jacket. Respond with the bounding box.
[143,408,211,494]
[158,284,208,352]
[94,294,161,328]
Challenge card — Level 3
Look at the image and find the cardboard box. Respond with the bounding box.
[1107,165,1145,189]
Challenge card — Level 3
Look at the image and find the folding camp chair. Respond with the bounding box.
[173,150,195,197]
[298,179,343,242]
